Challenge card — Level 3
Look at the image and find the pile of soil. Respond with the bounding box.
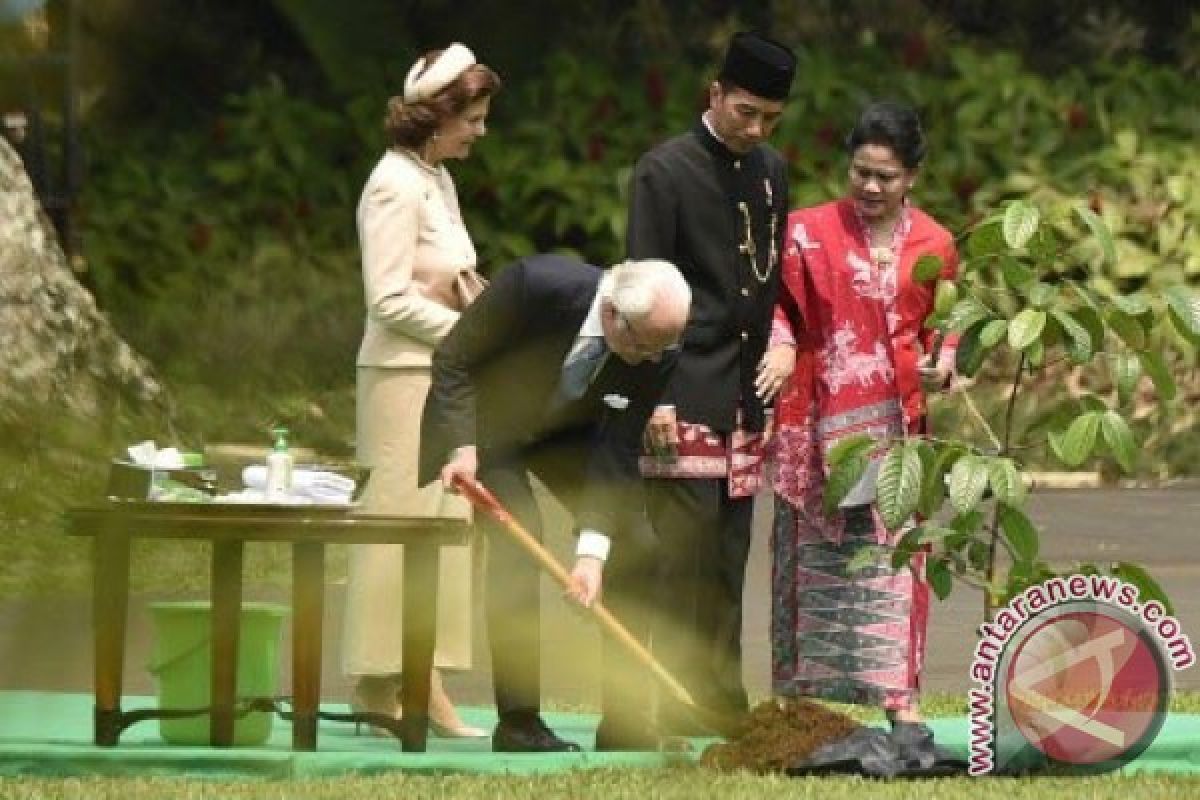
[701,699,862,773]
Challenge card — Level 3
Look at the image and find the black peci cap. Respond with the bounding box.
[717,31,797,101]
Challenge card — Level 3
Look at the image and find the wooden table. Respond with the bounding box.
[66,502,469,752]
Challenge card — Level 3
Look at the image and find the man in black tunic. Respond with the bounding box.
[600,31,797,744]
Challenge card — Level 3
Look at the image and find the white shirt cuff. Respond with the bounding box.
[575,530,611,562]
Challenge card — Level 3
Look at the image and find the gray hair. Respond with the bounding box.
[603,259,691,321]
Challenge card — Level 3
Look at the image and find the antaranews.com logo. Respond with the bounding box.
[968,575,1195,775]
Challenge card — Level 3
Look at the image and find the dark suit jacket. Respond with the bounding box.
[418,254,677,537]
[626,121,788,433]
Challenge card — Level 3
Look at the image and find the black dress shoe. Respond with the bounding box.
[492,715,582,753]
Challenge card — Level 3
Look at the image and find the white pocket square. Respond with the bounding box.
[603,393,630,410]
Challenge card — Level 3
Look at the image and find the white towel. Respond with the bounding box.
[241,466,356,504]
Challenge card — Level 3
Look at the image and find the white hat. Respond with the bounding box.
[403,43,477,104]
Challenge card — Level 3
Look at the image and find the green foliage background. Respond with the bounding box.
[77,7,1200,464]
[2,1,1197,598]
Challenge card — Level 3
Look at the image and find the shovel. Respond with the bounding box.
[453,475,742,739]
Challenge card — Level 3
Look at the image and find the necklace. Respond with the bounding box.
[737,185,779,284]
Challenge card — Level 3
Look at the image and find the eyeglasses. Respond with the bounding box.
[617,312,681,358]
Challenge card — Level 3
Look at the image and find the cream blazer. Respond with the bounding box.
[356,149,478,368]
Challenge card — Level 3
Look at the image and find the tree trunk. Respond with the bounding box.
[0,136,164,426]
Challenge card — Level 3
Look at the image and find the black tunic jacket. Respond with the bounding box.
[626,120,788,433]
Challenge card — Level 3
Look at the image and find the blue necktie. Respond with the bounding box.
[559,336,608,400]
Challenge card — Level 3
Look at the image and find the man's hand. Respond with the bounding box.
[643,404,679,462]
[566,556,604,608]
[440,445,478,492]
[756,343,796,401]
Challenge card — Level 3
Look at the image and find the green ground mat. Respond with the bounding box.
[1,692,1197,778]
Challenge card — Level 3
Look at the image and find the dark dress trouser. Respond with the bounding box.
[478,436,660,723]
[645,475,753,727]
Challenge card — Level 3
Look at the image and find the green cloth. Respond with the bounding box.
[1,692,1197,778]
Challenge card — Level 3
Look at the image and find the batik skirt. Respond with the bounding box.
[770,498,929,711]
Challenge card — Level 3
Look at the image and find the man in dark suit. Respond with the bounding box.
[625,31,796,733]
[419,253,690,752]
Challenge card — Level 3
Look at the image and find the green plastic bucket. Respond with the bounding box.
[147,601,289,746]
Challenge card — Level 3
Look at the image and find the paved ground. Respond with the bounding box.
[2,487,1197,708]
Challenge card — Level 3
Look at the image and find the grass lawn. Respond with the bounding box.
[3,694,1199,799]
[3,769,1200,799]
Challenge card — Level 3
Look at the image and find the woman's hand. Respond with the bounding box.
[756,344,796,401]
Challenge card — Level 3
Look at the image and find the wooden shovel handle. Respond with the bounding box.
[453,476,697,710]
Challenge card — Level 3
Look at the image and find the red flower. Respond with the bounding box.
[814,122,838,150]
[587,134,607,162]
[188,222,212,253]
[783,143,801,165]
[644,66,666,112]
[1066,104,1089,131]
[591,95,617,122]
[901,33,930,70]
[954,175,980,205]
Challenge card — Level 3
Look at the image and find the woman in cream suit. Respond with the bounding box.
[342,43,500,737]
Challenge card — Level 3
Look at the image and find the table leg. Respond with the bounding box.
[210,539,244,746]
[400,541,440,752]
[291,541,325,750]
[93,528,131,746]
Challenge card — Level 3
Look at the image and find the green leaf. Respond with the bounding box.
[1107,310,1146,350]
[934,280,958,315]
[917,446,958,519]
[1051,309,1093,364]
[846,544,888,574]
[1000,256,1035,289]
[967,219,1005,260]
[877,442,923,530]
[1008,309,1047,350]
[1139,351,1177,403]
[1100,410,1137,472]
[946,295,992,334]
[948,454,990,515]
[1075,205,1117,266]
[1027,282,1057,309]
[1071,307,1106,355]
[1003,200,1040,250]
[1111,352,1141,406]
[1112,562,1174,616]
[1026,339,1045,367]
[979,318,1009,350]
[998,504,1039,561]
[926,558,954,600]
[955,320,989,378]
[1164,285,1200,345]
[1056,412,1102,466]
[987,457,1026,507]
[1028,226,1060,262]
[1112,293,1151,317]
[966,540,991,572]
[891,528,924,570]
[827,433,875,466]
[918,525,959,544]
[913,254,944,283]
[824,453,868,516]
[951,509,986,537]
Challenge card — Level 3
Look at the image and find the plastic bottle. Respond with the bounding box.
[264,427,293,501]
